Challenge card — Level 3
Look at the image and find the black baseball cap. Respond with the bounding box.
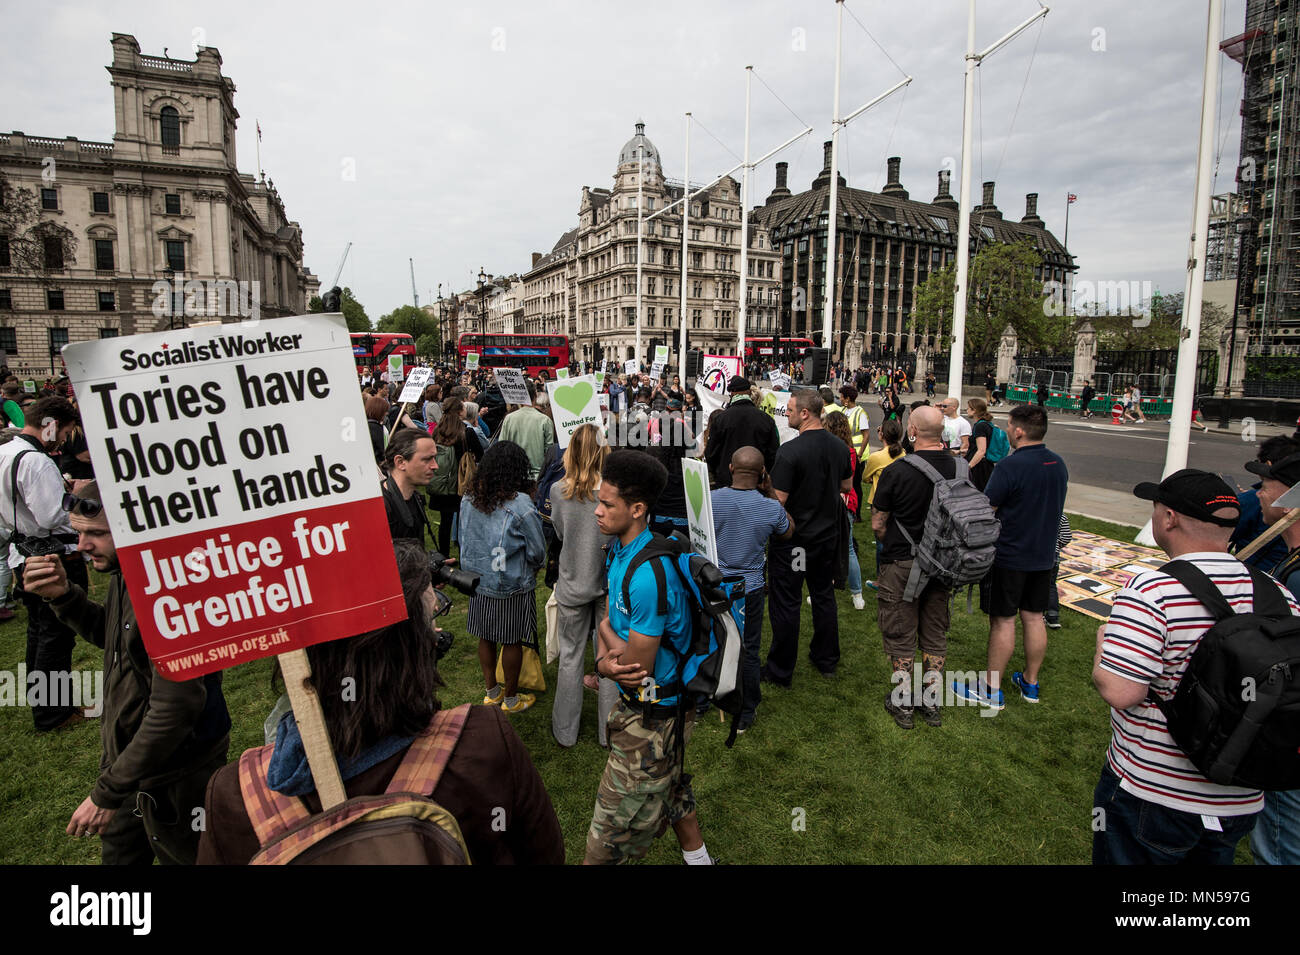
[1245,452,1300,488]
[1133,469,1240,527]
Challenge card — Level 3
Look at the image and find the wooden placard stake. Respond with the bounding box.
[278,649,347,810]
[1237,508,1300,560]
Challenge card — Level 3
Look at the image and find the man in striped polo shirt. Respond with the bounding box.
[1091,469,1300,864]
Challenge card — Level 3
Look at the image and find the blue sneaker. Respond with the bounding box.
[1011,671,1040,703]
[951,678,1004,711]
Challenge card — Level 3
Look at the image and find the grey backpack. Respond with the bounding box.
[896,455,1001,600]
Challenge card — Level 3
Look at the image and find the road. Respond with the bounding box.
[851,398,1293,496]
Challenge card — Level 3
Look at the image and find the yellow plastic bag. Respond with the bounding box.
[496,646,547,693]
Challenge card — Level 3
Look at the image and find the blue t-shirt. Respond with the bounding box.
[710,486,788,593]
[606,528,692,705]
[983,443,1069,572]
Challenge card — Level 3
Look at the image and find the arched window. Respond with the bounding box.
[160,107,180,150]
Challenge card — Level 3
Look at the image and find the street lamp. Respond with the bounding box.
[476,267,489,336]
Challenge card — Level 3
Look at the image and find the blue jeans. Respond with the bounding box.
[1092,764,1257,864]
[740,586,765,721]
[847,535,862,595]
[1250,789,1300,865]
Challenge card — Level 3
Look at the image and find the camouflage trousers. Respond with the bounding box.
[584,698,696,864]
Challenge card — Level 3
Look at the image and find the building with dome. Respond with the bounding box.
[524,122,782,367]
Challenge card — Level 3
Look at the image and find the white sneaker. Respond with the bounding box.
[852,593,865,611]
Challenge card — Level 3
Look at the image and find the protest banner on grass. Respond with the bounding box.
[62,314,407,682]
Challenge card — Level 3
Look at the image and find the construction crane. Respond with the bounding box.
[410,258,419,309]
[330,242,352,289]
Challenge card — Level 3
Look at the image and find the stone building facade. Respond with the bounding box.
[0,33,316,377]
[568,123,782,367]
[750,146,1074,369]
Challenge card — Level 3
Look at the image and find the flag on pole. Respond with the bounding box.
[1067,193,1077,203]
[256,120,262,141]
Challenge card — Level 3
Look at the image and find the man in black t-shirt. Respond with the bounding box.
[871,406,956,729]
[761,390,853,686]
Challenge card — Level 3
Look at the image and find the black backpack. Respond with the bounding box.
[1151,561,1300,791]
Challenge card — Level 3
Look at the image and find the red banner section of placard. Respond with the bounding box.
[117,497,407,681]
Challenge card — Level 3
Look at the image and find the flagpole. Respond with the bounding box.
[1064,193,1071,253]
[256,120,263,180]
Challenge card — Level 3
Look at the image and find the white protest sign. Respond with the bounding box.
[595,371,605,386]
[654,345,669,365]
[556,367,570,380]
[598,393,610,410]
[624,359,639,376]
[388,354,404,381]
[681,458,717,565]
[650,362,663,381]
[493,367,532,406]
[62,314,407,680]
[465,352,480,371]
[23,380,36,394]
[398,366,432,404]
[771,391,799,444]
[700,354,740,393]
[546,374,602,450]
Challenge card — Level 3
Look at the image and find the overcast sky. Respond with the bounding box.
[2,0,1250,320]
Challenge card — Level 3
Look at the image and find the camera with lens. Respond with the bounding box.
[15,534,73,560]
[428,550,479,597]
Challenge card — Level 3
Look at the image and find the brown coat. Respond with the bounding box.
[198,704,566,864]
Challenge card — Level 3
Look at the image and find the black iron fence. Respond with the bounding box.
[1244,356,1300,398]
[927,354,991,387]
[1093,349,1218,396]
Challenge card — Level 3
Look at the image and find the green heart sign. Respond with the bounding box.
[554,382,594,417]
[684,467,705,519]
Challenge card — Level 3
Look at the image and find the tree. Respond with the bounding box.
[376,304,437,341]
[308,287,369,332]
[0,170,78,279]
[1090,291,1227,351]
[910,240,1056,356]
[307,294,324,313]
[415,333,440,360]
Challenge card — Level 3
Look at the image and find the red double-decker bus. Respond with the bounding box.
[459,333,570,379]
[351,332,416,377]
[743,336,814,363]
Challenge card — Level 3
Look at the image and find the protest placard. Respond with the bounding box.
[598,393,610,410]
[771,391,799,444]
[387,354,404,382]
[700,354,740,393]
[23,380,36,394]
[624,358,639,376]
[556,367,570,380]
[650,362,663,380]
[465,352,480,371]
[595,371,605,386]
[654,345,669,365]
[63,314,408,683]
[545,374,602,449]
[398,366,432,404]
[493,366,532,406]
[681,458,717,565]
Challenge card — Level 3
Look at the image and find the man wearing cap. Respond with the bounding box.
[1091,469,1299,864]
[1244,454,1300,865]
[703,376,779,488]
[23,482,231,865]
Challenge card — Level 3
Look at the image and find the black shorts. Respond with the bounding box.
[980,564,1054,617]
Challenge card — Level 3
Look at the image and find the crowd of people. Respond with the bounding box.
[5,354,1299,868]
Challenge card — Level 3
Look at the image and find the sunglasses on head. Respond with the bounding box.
[61,493,103,518]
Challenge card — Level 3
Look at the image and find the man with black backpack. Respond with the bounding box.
[1243,453,1300,864]
[587,450,716,865]
[1091,469,1300,864]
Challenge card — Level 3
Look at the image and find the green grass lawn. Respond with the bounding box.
[0,513,1225,865]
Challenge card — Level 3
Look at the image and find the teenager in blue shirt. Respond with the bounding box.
[586,450,715,865]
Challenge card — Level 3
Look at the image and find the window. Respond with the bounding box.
[691,229,701,241]
[160,106,181,151]
[692,281,703,297]
[648,307,656,327]
[0,291,10,311]
[664,307,673,325]
[94,239,114,271]
[625,308,636,327]
[93,192,110,214]
[692,309,702,329]
[98,291,115,311]
[165,193,181,215]
[98,327,119,339]
[690,252,703,269]
[165,240,186,272]
[49,328,69,353]
[43,237,64,270]
[0,236,8,268]
[647,277,656,295]
[41,188,58,210]
[664,278,674,296]
[0,326,14,349]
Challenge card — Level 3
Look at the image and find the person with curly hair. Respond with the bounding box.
[460,442,547,713]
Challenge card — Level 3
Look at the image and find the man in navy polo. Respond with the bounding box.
[954,403,1068,710]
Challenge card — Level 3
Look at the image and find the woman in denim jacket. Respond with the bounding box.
[460,441,546,714]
